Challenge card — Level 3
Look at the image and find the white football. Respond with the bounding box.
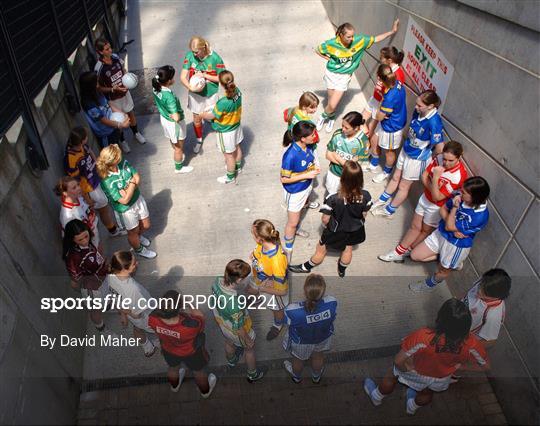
[189,74,206,92]
[121,72,138,89]
[110,112,127,123]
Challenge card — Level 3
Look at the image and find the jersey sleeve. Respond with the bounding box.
[280,149,294,178]
[380,90,395,116]
[430,116,444,147]
[466,337,489,367]
[362,34,375,50]
[477,307,504,341]
[401,328,430,357]
[87,105,105,122]
[125,160,138,176]
[271,254,288,292]
[65,152,81,177]
[362,190,373,212]
[213,52,226,74]
[101,179,122,202]
[147,315,157,331]
[65,254,82,283]
[181,53,191,70]
[317,40,329,56]
[425,157,437,175]
[394,67,406,83]
[327,132,339,152]
[230,309,245,331]
[164,92,180,114]
[320,193,336,215]
[212,98,225,120]
[455,207,489,236]
[437,176,455,199]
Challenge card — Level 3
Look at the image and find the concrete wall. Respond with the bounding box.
[0,4,122,424]
[321,1,539,424]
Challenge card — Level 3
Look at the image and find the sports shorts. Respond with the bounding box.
[424,229,471,270]
[187,92,219,115]
[365,96,381,119]
[116,196,150,231]
[414,194,441,228]
[325,170,341,196]
[127,311,155,334]
[396,149,429,181]
[109,91,134,113]
[282,185,313,213]
[282,331,333,361]
[323,68,352,91]
[88,185,109,209]
[393,364,452,392]
[162,346,209,371]
[376,123,403,150]
[216,126,243,154]
[320,227,366,251]
[160,116,187,142]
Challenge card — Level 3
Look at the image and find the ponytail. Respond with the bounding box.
[109,250,135,274]
[152,65,175,93]
[380,46,404,65]
[96,144,122,178]
[377,64,396,88]
[54,176,78,197]
[218,70,236,98]
[304,274,326,313]
[252,219,281,246]
[283,121,316,147]
[67,126,88,148]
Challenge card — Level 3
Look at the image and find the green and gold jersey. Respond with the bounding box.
[153,86,184,122]
[318,34,374,74]
[285,107,315,131]
[100,158,140,213]
[327,129,369,176]
[211,88,242,132]
[182,50,225,97]
[211,277,252,333]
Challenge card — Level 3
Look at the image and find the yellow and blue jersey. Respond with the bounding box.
[251,243,288,293]
[281,142,316,193]
[380,81,407,132]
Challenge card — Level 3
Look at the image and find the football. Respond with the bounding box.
[121,72,138,89]
[110,112,127,123]
[189,74,206,92]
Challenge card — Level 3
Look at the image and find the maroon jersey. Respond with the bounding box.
[94,54,125,101]
[148,313,205,357]
[65,244,107,290]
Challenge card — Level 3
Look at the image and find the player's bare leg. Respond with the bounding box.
[139,217,151,236]
[89,309,104,329]
[127,225,142,250]
[193,369,211,394]
[311,243,327,265]
[434,264,451,282]
[220,152,236,184]
[399,213,424,249]
[410,222,436,249]
[284,210,302,256]
[127,110,146,144]
[326,89,344,116]
[379,367,399,395]
[133,326,155,357]
[292,356,304,377]
[410,241,438,262]
[97,205,115,229]
[311,351,324,376]
[172,139,192,173]
[288,243,325,273]
[234,145,243,173]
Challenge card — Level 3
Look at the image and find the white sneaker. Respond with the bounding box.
[325,118,336,133]
[378,250,405,263]
[372,172,389,183]
[295,228,309,238]
[119,140,131,154]
[171,368,186,392]
[372,198,390,209]
[365,163,382,174]
[283,360,302,383]
[217,174,236,184]
[142,339,156,357]
[134,132,146,144]
[109,228,127,237]
[305,201,320,210]
[201,373,217,398]
[316,115,326,132]
[406,388,419,415]
[136,246,157,259]
[409,280,442,293]
[139,235,151,247]
[175,165,194,174]
[371,206,394,219]
[193,140,203,154]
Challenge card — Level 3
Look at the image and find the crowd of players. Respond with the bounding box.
[55,21,512,414]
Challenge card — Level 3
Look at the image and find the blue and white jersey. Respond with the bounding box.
[403,109,444,161]
[281,142,317,194]
[438,200,489,248]
[284,295,337,344]
[379,81,407,133]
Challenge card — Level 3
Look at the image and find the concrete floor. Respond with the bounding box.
[83,0,453,381]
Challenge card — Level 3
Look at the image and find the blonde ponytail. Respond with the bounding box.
[96,144,122,178]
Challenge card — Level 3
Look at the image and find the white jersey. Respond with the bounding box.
[60,196,98,236]
[462,282,505,341]
[106,275,152,316]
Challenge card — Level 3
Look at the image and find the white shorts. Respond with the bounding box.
[282,185,313,213]
[365,96,381,119]
[160,116,187,142]
[325,170,341,195]
[88,185,109,209]
[415,194,441,227]
[283,331,332,361]
[424,229,471,270]
[396,150,429,181]
[376,123,403,150]
[128,311,155,333]
[117,196,150,231]
[323,68,352,91]
[81,281,109,303]
[187,92,219,115]
[109,91,134,113]
[393,365,452,392]
[216,126,244,153]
